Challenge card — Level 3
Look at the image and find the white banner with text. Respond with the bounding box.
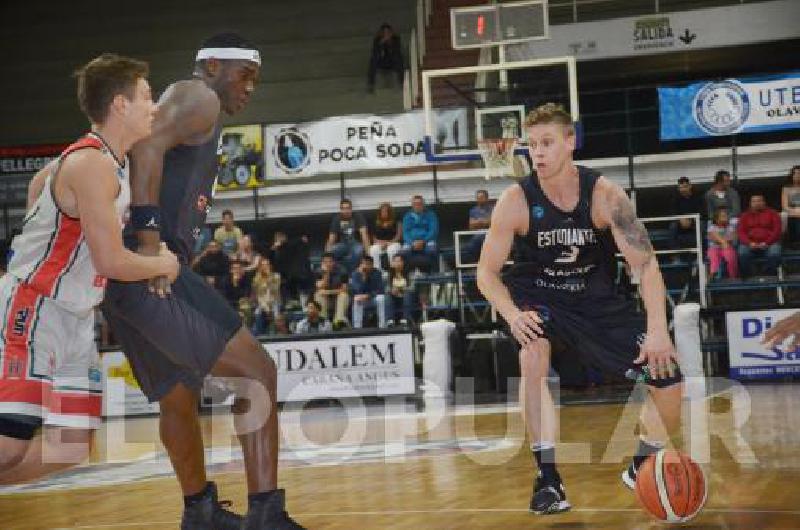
[265,110,466,178]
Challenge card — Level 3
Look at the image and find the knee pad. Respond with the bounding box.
[0,415,40,441]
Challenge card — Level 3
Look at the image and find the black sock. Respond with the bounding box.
[532,445,559,483]
[248,489,279,508]
[184,482,212,507]
[633,439,664,471]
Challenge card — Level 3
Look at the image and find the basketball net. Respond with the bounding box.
[478,116,520,180]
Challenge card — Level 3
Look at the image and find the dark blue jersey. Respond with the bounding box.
[158,126,222,262]
[506,165,618,297]
[125,124,222,262]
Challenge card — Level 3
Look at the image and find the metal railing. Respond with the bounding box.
[406,0,431,109]
[450,213,707,328]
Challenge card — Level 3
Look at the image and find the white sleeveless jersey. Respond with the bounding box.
[6,133,131,314]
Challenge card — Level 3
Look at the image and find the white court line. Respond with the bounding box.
[52,507,800,529]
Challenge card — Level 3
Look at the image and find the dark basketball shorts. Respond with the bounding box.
[101,264,242,402]
[508,282,682,387]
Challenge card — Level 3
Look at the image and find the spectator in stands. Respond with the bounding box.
[465,189,493,262]
[193,226,213,256]
[401,195,439,272]
[350,256,387,328]
[234,234,262,274]
[214,209,243,256]
[295,300,333,334]
[705,169,741,221]
[386,254,413,326]
[670,176,704,250]
[271,231,314,307]
[369,202,402,270]
[738,194,782,277]
[368,23,404,93]
[251,258,282,336]
[326,198,370,273]
[191,239,230,286]
[219,260,253,327]
[707,208,739,280]
[314,252,350,328]
[781,165,800,245]
[271,312,291,335]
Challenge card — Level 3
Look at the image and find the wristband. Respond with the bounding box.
[130,205,162,231]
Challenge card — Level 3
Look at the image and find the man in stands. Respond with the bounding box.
[401,195,439,272]
[314,252,350,328]
[214,209,243,256]
[295,300,332,334]
[350,256,387,328]
[670,177,703,250]
[705,170,741,221]
[326,198,369,273]
[465,189,493,262]
[738,194,782,277]
[270,231,313,308]
[191,240,230,286]
[367,23,404,92]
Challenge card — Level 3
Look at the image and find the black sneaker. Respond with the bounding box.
[243,489,305,530]
[180,482,242,530]
[529,473,571,515]
[621,462,637,490]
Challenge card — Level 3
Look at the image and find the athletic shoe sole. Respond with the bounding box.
[530,500,572,515]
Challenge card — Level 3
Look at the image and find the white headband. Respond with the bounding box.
[196,47,261,65]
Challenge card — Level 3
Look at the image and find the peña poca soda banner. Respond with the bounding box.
[264,109,467,178]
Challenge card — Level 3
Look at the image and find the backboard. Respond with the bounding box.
[422,56,579,163]
[451,0,550,50]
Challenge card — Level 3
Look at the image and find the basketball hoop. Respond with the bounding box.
[478,137,518,180]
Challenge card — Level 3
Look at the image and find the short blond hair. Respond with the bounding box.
[524,103,574,134]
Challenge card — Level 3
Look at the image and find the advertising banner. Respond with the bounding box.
[509,0,798,63]
[214,124,265,192]
[725,309,800,380]
[658,72,800,140]
[263,332,416,401]
[102,332,416,415]
[101,351,160,417]
[0,143,66,206]
[264,109,466,178]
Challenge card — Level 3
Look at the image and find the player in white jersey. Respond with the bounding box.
[0,54,179,484]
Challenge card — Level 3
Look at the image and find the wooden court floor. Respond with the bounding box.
[1,383,798,529]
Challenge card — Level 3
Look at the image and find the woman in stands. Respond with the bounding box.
[707,207,739,280]
[386,254,414,325]
[251,257,282,335]
[780,165,800,246]
[369,202,402,270]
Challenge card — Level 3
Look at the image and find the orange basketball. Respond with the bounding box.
[635,449,707,523]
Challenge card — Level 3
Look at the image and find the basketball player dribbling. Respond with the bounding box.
[99,34,304,529]
[0,54,179,484]
[477,103,684,514]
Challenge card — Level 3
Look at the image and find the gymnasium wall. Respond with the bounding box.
[0,0,416,144]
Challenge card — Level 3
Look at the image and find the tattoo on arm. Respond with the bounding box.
[611,195,654,254]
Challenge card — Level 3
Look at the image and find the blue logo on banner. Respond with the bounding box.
[532,205,545,219]
[742,316,772,338]
[694,81,750,135]
[740,315,800,361]
[272,128,311,174]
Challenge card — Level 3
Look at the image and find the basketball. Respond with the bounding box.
[635,449,707,523]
